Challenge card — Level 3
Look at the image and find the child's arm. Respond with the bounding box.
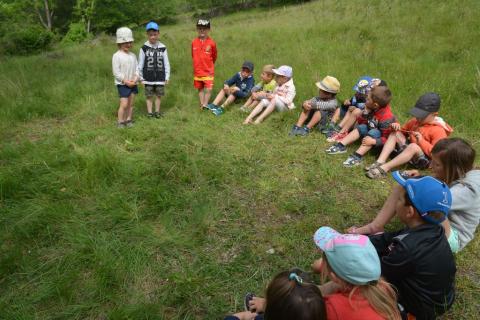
[235,77,255,98]
[311,98,337,111]
[212,41,217,64]
[224,73,238,87]
[164,48,171,83]
[137,48,145,82]
[133,55,140,83]
[414,127,448,157]
[112,54,124,84]
[276,84,296,106]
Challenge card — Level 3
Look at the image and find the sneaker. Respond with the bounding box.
[325,143,347,154]
[343,154,363,167]
[296,126,310,136]
[154,112,164,118]
[326,131,348,143]
[212,106,224,116]
[205,103,218,111]
[147,112,154,118]
[125,120,134,128]
[289,125,301,136]
[117,122,126,128]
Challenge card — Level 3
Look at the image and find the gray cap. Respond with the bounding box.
[242,61,254,72]
[410,92,441,119]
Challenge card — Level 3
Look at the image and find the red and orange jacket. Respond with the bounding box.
[357,104,397,146]
[191,37,217,78]
[400,117,453,157]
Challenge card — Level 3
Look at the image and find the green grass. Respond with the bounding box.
[1,0,480,318]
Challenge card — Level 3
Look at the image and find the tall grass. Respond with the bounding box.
[1,0,480,318]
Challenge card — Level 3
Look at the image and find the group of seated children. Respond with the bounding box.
[225,173,458,319]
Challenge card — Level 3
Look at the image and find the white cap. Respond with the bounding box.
[116,27,134,44]
[272,65,293,78]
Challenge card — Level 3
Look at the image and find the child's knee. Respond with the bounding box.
[367,129,382,139]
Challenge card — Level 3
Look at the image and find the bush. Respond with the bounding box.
[62,22,91,44]
[2,25,54,55]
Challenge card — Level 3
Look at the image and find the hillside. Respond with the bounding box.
[1,1,480,319]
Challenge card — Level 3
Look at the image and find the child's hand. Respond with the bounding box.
[413,131,423,141]
[303,101,312,111]
[348,105,356,112]
[362,136,377,146]
[231,86,240,93]
[266,93,274,100]
[250,297,266,313]
[124,80,135,88]
[344,99,351,106]
[311,258,323,274]
[232,311,258,320]
[223,84,229,93]
[391,122,401,131]
[403,169,421,177]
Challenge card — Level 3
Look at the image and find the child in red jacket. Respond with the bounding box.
[192,19,217,110]
[366,92,453,179]
[325,86,397,167]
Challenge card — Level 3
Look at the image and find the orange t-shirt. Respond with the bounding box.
[191,37,217,77]
[325,292,387,320]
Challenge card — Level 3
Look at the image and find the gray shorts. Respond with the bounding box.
[144,84,165,97]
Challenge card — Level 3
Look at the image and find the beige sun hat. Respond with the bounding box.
[316,76,340,94]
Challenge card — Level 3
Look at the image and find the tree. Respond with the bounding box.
[34,0,54,31]
[74,0,95,33]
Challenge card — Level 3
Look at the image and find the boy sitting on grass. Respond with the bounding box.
[326,76,372,141]
[325,86,396,167]
[366,92,453,179]
[241,64,276,113]
[289,75,340,136]
[243,65,296,124]
[207,61,255,115]
[138,21,170,118]
[369,173,456,319]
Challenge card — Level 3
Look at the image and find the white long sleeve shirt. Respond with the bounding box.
[112,50,139,85]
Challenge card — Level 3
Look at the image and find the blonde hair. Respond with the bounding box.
[320,253,401,320]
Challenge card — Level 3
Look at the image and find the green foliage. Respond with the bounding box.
[2,24,54,55]
[0,1,480,319]
[62,21,91,44]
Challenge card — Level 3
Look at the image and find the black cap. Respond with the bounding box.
[242,61,254,72]
[409,92,441,119]
[196,19,210,28]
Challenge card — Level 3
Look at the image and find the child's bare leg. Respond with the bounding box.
[339,128,360,146]
[155,96,161,113]
[118,98,129,123]
[376,133,399,163]
[349,183,403,234]
[146,96,153,114]
[198,89,205,108]
[222,94,236,108]
[212,90,226,105]
[380,143,423,172]
[306,110,322,129]
[331,108,341,124]
[356,145,373,156]
[243,97,253,108]
[203,89,212,105]
[338,110,351,128]
[340,109,362,133]
[248,100,260,110]
[295,110,310,127]
[254,98,276,123]
[244,101,266,123]
[126,94,135,121]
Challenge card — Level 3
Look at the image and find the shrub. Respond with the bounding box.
[2,25,54,55]
[62,21,91,44]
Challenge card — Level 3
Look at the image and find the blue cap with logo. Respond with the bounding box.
[353,76,373,94]
[392,171,452,224]
[146,21,159,31]
[313,226,381,285]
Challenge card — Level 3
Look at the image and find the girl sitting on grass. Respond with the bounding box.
[312,226,401,320]
[224,269,326,320]
[349,137,480,253]
[241,65,277,114]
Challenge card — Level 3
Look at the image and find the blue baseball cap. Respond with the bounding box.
[392,171,452,224]
[313,226,381,285]
[352,76,372,94]
[146,21,159,31]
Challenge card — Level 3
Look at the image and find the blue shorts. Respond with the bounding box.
[117,85,138,98]
[356,124,381,139]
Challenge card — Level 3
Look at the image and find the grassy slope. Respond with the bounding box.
[1,0,480,318]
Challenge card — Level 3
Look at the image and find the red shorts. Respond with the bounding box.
[194,78,214,90]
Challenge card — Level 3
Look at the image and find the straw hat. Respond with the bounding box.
[316,76,340,94]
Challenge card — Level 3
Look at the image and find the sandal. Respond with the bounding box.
[364,161,384,171]
[366,166,388,179]
[244,293,256,312]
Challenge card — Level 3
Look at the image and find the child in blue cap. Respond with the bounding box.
[312,227,401,320]
[138,21,170,118]
[369,173,456,319]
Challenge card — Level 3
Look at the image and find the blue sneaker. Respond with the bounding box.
[325,143,347,154]
[212,106,225,116]
[296,126,310,136]
[343,154,363,167]
[289,125,301,136]
[205,103,218,111]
